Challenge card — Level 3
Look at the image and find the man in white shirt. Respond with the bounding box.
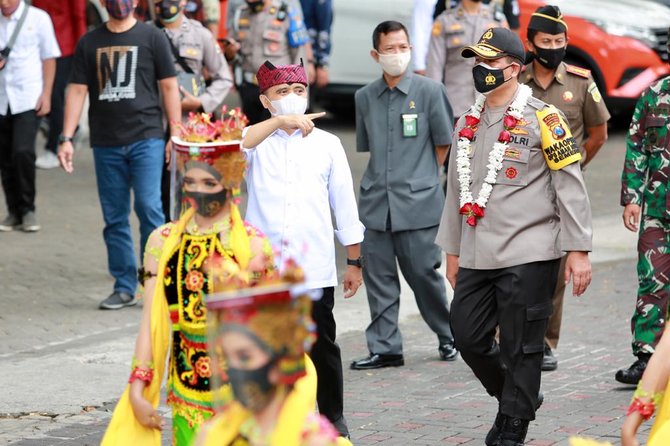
[0,0,59,232]
[242,61,365,439]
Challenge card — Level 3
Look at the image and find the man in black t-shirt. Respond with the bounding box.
[58,0,180,310]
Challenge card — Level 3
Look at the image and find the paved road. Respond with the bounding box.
[0,114,645,445]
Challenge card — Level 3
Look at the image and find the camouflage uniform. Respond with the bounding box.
[621,76,670,355]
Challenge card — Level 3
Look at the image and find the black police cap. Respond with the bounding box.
[461,27,526,64]
[528,5,568,35]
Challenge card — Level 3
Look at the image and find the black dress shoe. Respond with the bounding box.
[350,353,404,370]
[486,393,542,445]
[438,343,458,361]
[498,417,529,446]
[485,412,505,446]
[541,343,558,371]
[615,355,650,384]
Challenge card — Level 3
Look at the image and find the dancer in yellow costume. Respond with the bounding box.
[195,264,352,446]
[621,323,670,446]
[102,140,275,446]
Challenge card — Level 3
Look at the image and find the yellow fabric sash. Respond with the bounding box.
[649,379,670,445]
[101,209,195,446]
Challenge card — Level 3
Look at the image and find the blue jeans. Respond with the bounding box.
[93,139,165,295]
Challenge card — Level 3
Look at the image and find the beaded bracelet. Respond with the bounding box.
[626,384,665,420]
[129,367,154,384]
[627,398,655,420]
[131,357,154,370]
[633,384,664,407]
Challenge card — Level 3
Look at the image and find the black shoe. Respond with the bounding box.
[438,343,459,361]
[332,416,349,439]
[487,393,542,445]
[615,355,650,384]
[350,353,404,370]
[485,412,505,446]
[498,417,529,446]
[541,343,558,371]
[99,291,137,310]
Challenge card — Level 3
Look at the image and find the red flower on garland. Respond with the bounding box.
[459,127,475,140]
[503,115,518,130]
[464,115,480,127]
[195,356,212,378]
[460,203,485,226]
[185,270,205,292]
[498,130,511,143]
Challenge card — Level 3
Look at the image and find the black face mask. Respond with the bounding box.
[157,0,182,22]
[472,63,514,94]
[227,362,276,412]
[533,46,567,70]
[245,0,265,13]
[183,189,228,218]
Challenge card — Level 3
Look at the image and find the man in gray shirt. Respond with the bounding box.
[351,20,457,371]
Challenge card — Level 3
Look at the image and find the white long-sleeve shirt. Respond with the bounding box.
[412,0,438,72]
[243,127,365,289]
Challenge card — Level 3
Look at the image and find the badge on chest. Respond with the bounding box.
[402,114,417,137]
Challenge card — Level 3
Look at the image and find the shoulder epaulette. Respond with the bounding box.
[565,64,591,79]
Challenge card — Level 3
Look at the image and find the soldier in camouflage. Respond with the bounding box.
[616,73,670,385]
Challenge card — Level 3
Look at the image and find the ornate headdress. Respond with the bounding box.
[205,261,315,408]
[170,108,252,268]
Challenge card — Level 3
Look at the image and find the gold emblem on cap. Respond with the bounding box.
[482,29,494,41]
[485,73,496,86]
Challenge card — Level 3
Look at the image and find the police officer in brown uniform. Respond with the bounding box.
[521,5,610,372]
[436,27,593,445]
[225,0,309,124]
[155,0,233,116]
[426,0,507,117]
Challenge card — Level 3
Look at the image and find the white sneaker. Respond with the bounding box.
[35,151,60,169]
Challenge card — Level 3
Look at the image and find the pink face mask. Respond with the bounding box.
[105,0,135,20]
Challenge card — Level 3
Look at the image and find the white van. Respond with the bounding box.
[317,0,414,113]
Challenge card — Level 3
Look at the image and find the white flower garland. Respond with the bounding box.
[457,84,533,210]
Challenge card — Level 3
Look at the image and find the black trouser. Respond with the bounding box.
[238,81,270,125]
[44,56,73,153]
[0,109,40,216]
[450,260,559,421]
[311,286,348,435]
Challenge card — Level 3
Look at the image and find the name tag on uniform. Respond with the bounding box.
[402,114,417,137]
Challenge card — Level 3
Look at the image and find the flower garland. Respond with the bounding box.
[456,84,533,226]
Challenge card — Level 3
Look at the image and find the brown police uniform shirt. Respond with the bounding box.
[425,3,506,117]
[232,0,307,76]
[435,86,593,269]
[163,17,233,113]
[522,61,610,153]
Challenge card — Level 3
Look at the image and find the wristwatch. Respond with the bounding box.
[346,257,363,268]
[58,134,73,145]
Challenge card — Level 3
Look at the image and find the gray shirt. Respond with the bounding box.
[435,87,593,269]
[355,72,453,232]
